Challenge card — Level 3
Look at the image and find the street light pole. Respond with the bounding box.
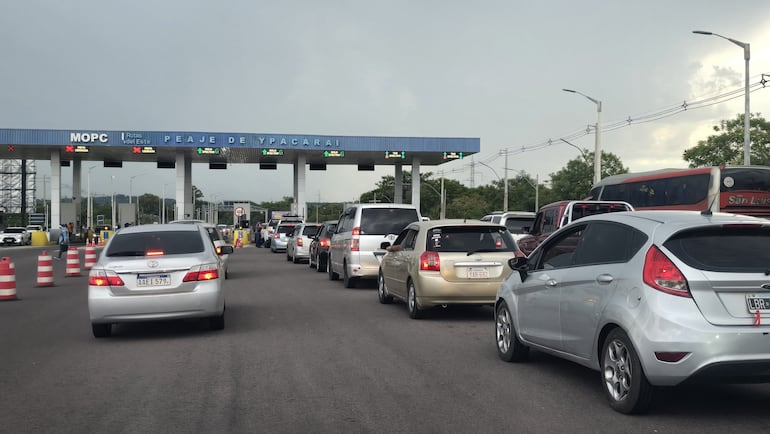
[693,30,751,165]
[563,88,602,184]
[110,175,116,230]
[86,166,97,230]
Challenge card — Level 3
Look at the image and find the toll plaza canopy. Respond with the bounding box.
[0,128,479,225]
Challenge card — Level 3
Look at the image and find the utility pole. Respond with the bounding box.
[502,149,509,212]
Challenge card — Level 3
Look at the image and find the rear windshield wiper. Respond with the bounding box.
[466,248,512,256]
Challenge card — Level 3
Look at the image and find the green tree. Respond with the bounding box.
[549,151,628,200]
[682,113,770,167]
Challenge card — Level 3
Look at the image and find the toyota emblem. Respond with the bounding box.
[147,260,159,268]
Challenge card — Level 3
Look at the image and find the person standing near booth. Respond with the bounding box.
[56,223,70,260]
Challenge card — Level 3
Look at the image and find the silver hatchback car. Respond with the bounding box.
[495,210,770,414]
[88,224,234,338]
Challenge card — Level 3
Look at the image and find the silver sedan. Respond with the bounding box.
[88,224,233,338]
[495,210,770,414]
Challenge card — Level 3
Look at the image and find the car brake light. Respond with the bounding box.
[146,250,164,256]
[274,233,280,239]
[351,227,360,252]
[183,264,220,282]
[320,238,330,248]
[420,251,440,271]
[297,238,303,247]
[643,246,690,297]
[88,269,125,287]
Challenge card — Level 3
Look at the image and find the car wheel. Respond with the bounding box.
[328,255,339,281]
[378,271,393,304]
[286,252,292,261]
[343,261,357,288]
[496,301,529,362]
[407,280,423,319]
[92,323,112,338]
[316,254,325,273]
[293,252,300,264]
[309,253,316,269]
[209,311,225,331]
[601,328,653,414]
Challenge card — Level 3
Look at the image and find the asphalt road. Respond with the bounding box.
[1,244,769,433]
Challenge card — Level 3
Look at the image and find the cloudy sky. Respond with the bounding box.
[2,1,770,204]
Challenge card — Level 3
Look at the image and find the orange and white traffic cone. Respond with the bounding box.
[235,238,243,248]
[0,257,17,301]
[84,243,97,270]
[36,250,54,287]
[65,246,81,277]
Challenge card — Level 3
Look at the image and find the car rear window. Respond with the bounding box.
[504,217,534,234]
[570,203,631,221]
[277,225,296,234]
[426,226,517,252]
[303,225,321,237]
[105,231,205,256]
[664,225,770,272]
[360,208,419,235]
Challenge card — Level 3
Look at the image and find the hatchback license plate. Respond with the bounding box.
[746,295,770,312]
[137,273,171,287]
[467,267,489,279]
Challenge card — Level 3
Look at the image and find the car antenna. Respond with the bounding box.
[702,193,719,216]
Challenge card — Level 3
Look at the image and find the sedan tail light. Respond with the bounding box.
[420,251,441,271]
[88,269,125,287]
[296,237,303,247]
[183,263,220,282]
[319,238,330,248]
[643,246,691,298]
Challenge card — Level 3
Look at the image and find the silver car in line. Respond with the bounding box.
[88,224,234,338]
[495,210,770,414]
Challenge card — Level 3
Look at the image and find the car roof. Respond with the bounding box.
[408,219,507,230]
[115,223,203,234]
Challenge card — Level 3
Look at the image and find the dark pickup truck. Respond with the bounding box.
[516,200,634,255]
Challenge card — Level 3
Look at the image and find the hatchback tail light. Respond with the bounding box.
[88,269,125,287]
[320,238,330,248]
[420,251,441,271]
[351,227,360,252]
[643,246,691,297]
[183,263,220,282]
[297,237,303,247]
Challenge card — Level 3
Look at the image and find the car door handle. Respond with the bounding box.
[596,274,614,284]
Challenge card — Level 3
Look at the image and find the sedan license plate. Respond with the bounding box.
[136,273,171,287]
[746,295,770,312]
[467,267,489,279]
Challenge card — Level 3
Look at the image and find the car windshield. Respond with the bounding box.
[4,228,25,234]
[426,226,517,253]
[360,208,419,235]
[105,231,205,256]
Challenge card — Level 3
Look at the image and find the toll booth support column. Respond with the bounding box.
[176,151,193,220]
[294,154,307,219]
[73,160,81,233]
[394,164,403,204]
[411,158,421,215]
[50,151,62,230]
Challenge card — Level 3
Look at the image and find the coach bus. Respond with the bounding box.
[587,166,770,217]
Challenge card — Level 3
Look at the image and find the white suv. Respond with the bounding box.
[328,204,421,288]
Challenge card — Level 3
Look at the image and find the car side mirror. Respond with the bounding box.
[219,245,234,255]
[508,256,529,281]
[380,241,391,250]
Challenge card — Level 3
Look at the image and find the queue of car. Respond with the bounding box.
[64,197,770,414]
[272,203,770,414]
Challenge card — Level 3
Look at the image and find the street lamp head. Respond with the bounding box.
[692,30,712,35]
[562,88,576,93]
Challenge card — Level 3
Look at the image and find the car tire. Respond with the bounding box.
[286,252,292,262]
[601,328,654,414]
[209,311,225,331]
[316,254,326,273]
[378,271,393,304]
[309,253,316,269]
[293,253,300,264]
[343,261,357,288]
[407,280,423,319]
[92,323,112,338]
[495,301,529,362]
[328,255,339,281]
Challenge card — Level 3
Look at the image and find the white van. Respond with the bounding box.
[328,204,421,288]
